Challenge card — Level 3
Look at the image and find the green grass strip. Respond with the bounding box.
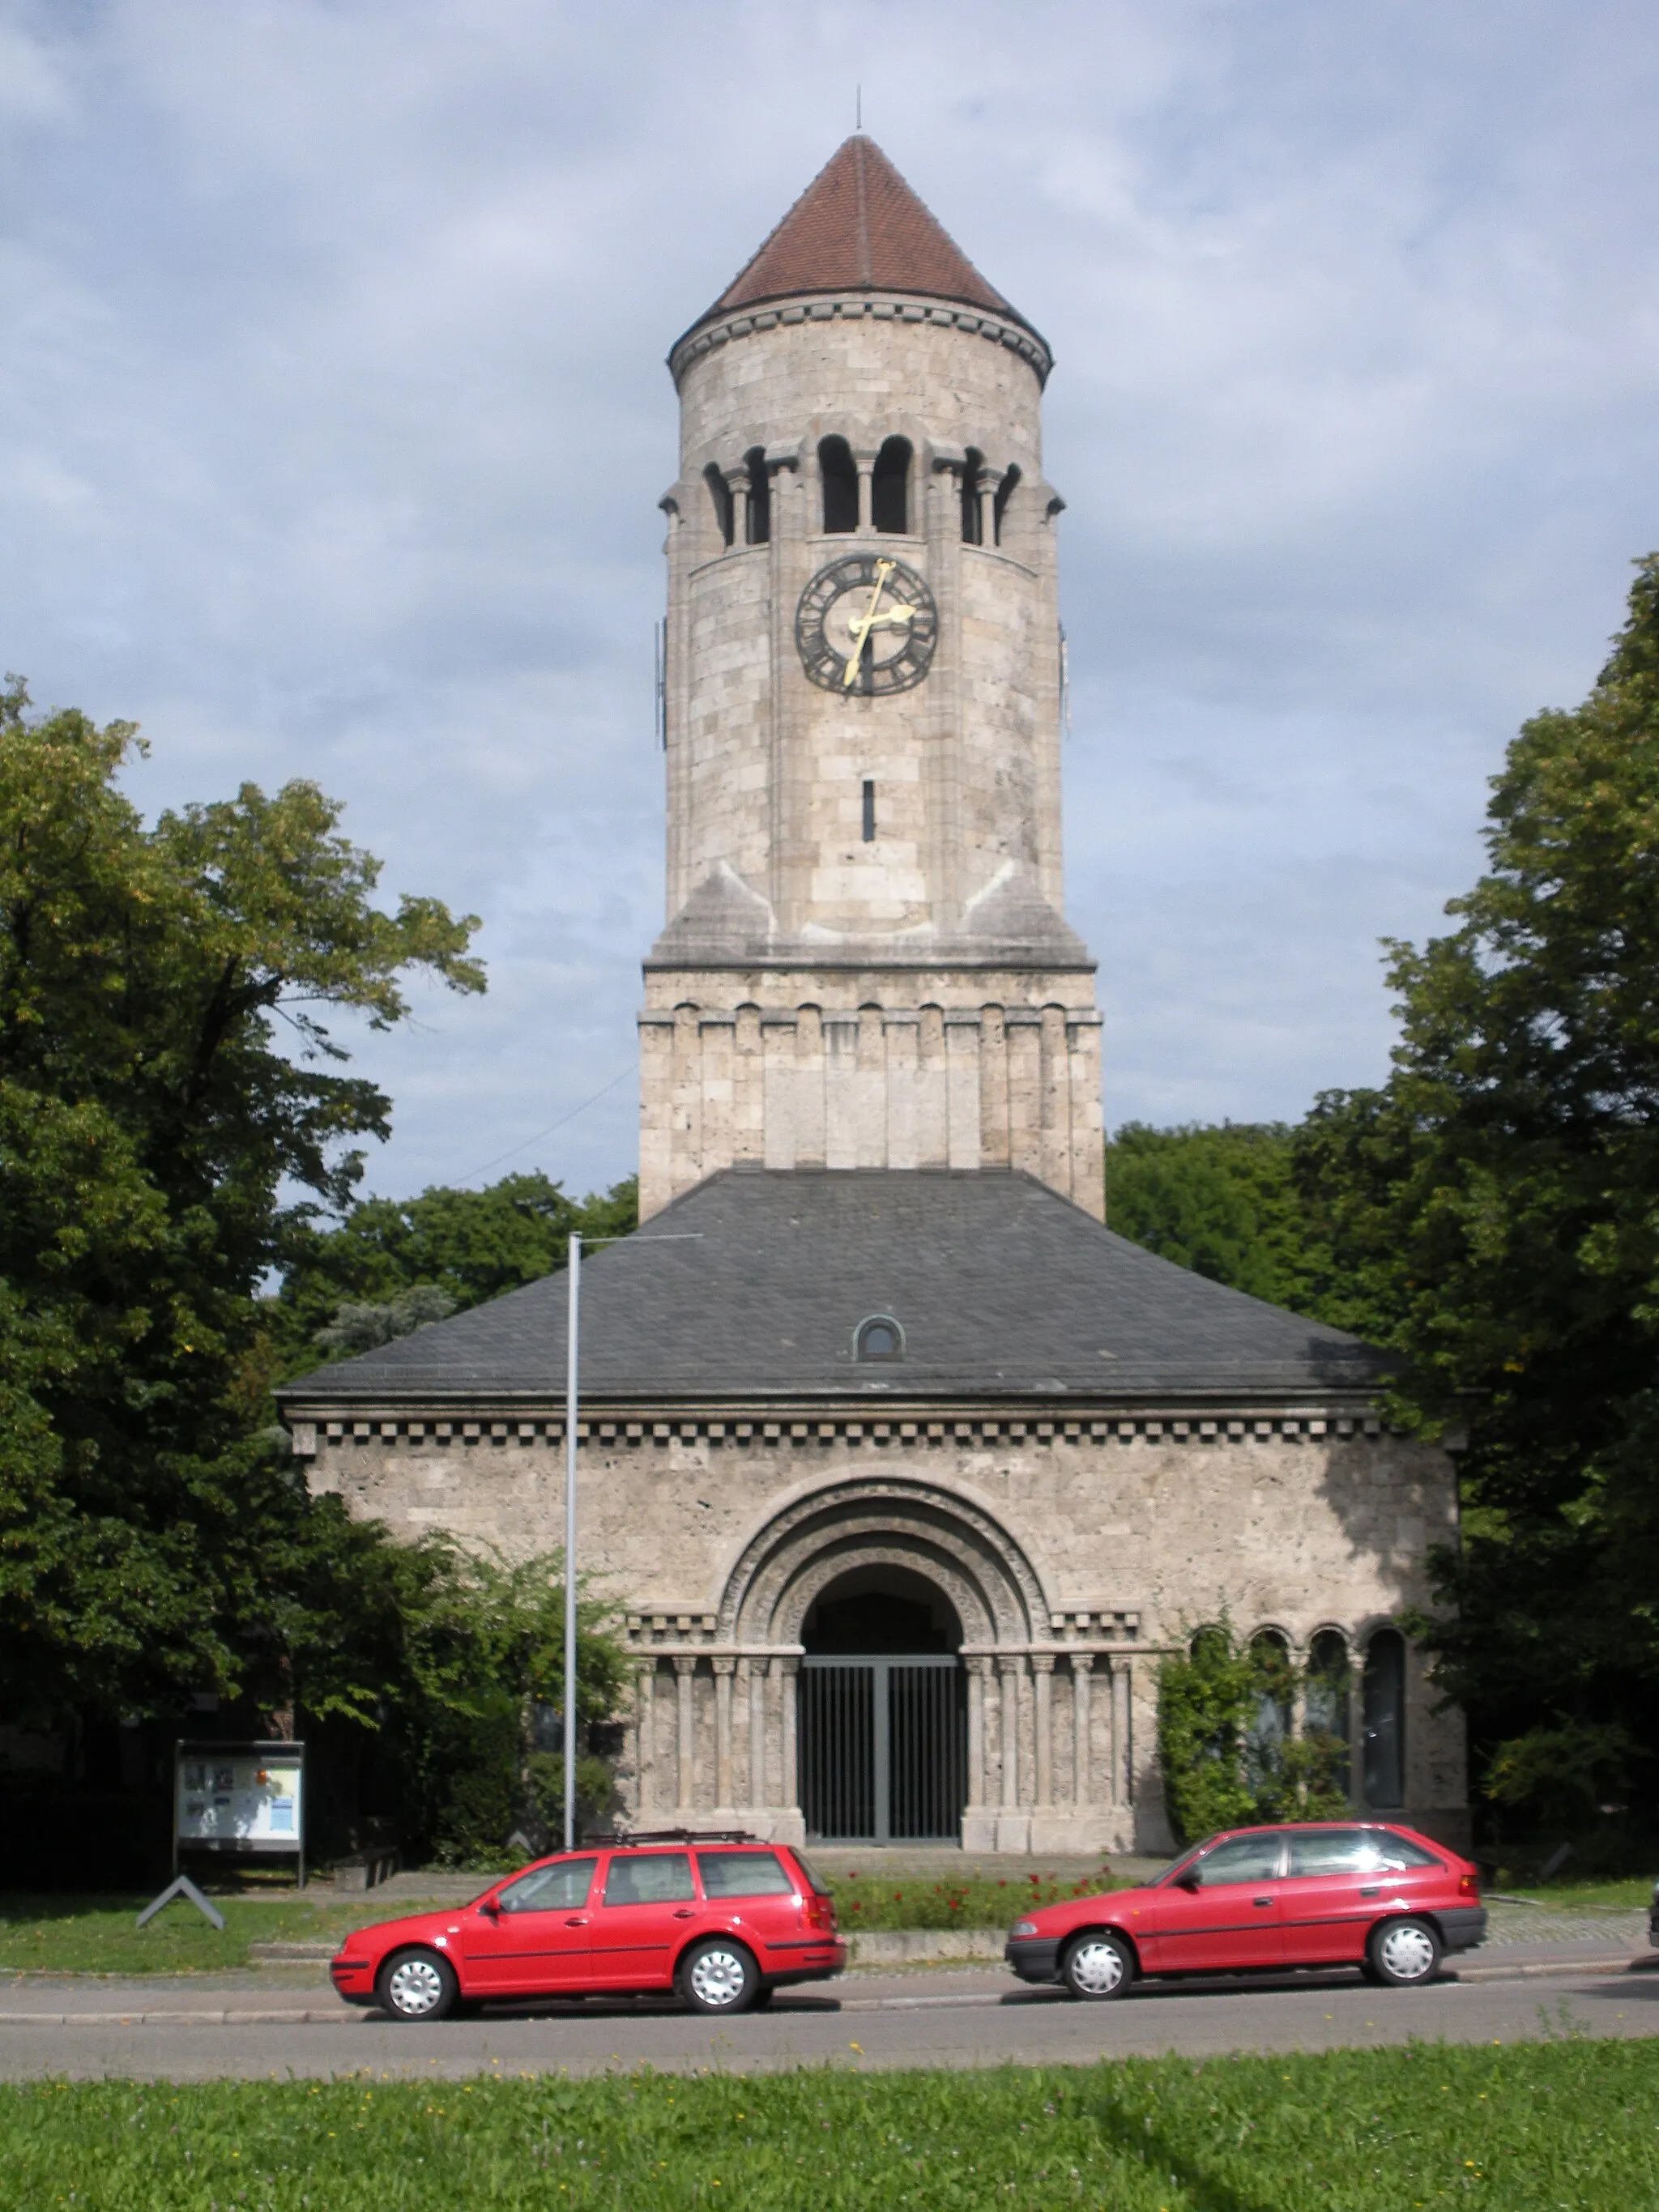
[2,2036,1657,2209]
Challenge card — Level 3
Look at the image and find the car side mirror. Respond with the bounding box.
[1176,1870,1202,1892]
[479,1899,501,1919]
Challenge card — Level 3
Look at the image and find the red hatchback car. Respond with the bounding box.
[1006,1822,1486,2001]
[331,1832,843,2022]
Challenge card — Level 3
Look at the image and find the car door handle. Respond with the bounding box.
[672,1907,697,1919]
[1359,1886,1380,1899]
[1252,1897,1273,1907]
[564,1916,588,1926]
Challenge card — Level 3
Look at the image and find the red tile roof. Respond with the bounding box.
[697,135,1030,331]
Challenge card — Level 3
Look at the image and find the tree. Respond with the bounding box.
[1106,1122,1331,1315]
[273,1170,638,1375]
[1294,557,1659,1832]
[0,680,485,1731]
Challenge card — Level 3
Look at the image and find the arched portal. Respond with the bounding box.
[720,1480,1044,1846]
[798,1566,966,1842]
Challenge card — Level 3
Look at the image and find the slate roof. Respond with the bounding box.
[685,136,1035,339]
[278,1169,1390,1410]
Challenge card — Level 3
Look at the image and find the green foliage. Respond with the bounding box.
[379,1541,628,1866]
[273,1169,637,1375]
[311,1284,456,1358]
[3,2042,1657,2209]
[1105,1120,1333,1314]
[1157,1614,1351,1845]
[0,679,485,1731]
[1482,1722,1640,1830]
[1293,557,1659,1828]
[825,1868,1127,1931]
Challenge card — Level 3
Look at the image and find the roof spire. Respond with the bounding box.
[690,136,1032,336]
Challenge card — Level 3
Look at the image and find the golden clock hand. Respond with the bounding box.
[861,603,914,630]
[842,560,895,688]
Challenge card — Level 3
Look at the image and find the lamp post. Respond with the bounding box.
[560,1225,701,1855]
[563,1233,582,1852]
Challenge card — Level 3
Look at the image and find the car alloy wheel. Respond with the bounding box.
[1368,1918,1441,1988]
[681,1940,759,2014]
[1062,1933,1135,2001]
[379,1949,458,2022]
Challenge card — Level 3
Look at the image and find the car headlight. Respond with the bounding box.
[1010,1920,1038,1937]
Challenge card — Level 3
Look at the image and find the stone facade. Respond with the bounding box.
[298,1404,1467,1855]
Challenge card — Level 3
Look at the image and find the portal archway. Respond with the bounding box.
[798,1565,966,1843]
[720,1481,1044,1845]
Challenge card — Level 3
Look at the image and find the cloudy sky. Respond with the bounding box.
[5,0,1657,1207]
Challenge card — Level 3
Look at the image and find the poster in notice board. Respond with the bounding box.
[175,1740,305,1856]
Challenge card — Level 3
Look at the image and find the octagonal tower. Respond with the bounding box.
[640,137,1102,1218]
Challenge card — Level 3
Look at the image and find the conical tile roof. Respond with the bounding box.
[694,135,1030,332]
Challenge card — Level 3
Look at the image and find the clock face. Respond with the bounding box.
[795,553,938,697]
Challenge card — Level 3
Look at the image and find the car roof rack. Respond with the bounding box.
[587,1827,761,1847]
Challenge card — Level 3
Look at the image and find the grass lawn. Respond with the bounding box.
[1499,1876,1653,1910]
[0,1893,450,1975]
[2,2038,1657,2208]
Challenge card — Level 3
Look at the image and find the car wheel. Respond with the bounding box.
[680,1939,760,2015]
[1062,1932,1136,2001]
[1367,1917,1442,1988]
[377,1948,460,2022]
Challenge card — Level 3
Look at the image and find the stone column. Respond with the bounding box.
[997,1656,1023,1809]
[673,1655,697,1811]
[779,1658,800,1814]
[966,1657,987,1807]
[1111,1661,1132,1806]
[749,1656,770,1806]
[633,1660,657,1815]
[713,1656,736,1809]
[1072,1654,1094,1808]
[856,458,873,531]
[1032,1654,1055,1806]
[979,467,1004,547]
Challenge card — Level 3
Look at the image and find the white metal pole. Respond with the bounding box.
[563,1232,581,1853]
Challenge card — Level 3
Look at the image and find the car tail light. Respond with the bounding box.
[805,1893,836,1934]
[1458,1871,1480,1900]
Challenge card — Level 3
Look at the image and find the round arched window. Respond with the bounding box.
[855,1315,904,1362]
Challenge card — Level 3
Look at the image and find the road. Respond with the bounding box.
[1,1943,1654,2079]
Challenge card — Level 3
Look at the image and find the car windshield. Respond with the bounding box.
[1149,1839,1215,1886]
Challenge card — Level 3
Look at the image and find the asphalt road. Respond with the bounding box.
[2,1947,1655,2079]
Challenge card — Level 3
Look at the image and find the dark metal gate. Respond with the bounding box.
[799,1656,966,1843]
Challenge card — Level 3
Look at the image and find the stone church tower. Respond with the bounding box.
[639,137,1103,1221]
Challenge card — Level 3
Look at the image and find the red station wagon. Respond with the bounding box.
[1005,1822,1486,2001]
[331,1832,844,2022]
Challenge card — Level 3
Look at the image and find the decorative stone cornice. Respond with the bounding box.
[287,1407,1394,1457]
[668,291,1053,391]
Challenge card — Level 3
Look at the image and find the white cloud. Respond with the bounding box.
[2,0,1657,1199]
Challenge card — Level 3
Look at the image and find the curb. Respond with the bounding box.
[0,1952,1646,2027]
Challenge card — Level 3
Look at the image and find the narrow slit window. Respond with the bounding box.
[861,779,876,842]
[744,445,770,545]
[819,437,858,534]
[960,448,983,543]
[704,462,734,548]
[992,462,1021,544]
[872,436,911,534]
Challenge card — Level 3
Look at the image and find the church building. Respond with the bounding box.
[279,138,1469,1855]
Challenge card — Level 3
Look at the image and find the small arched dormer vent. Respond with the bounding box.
[855,1314,904,1362]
